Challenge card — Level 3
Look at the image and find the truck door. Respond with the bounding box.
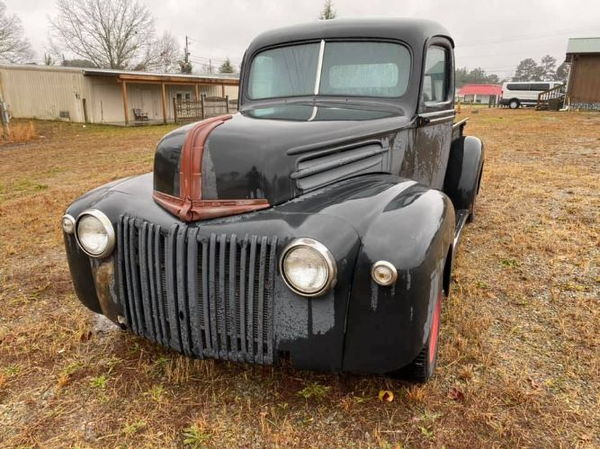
[412,39,455,189]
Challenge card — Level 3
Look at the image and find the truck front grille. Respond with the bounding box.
[117,215,277,364]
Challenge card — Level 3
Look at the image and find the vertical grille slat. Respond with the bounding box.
[186,227,203,358]
[117,216,276,364]
[146,224,162,344]
[208,234,219,354]
[126,218,144,334]
[138,222,154,339]
[266,236,278,363]
[217,234,228,358]
[117,219,131,329]
[201,239,212,355]
[154,226,169,345]
[228,234,239,359]
[176,227,192,356]
[165,225,182,352]
[256,236,268,364]
[246,235,258,362]
[239,236,248,358]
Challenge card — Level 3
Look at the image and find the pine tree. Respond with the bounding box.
[218,58,234,74]
[319,0,336,20]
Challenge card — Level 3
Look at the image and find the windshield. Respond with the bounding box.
[247,41,411,100]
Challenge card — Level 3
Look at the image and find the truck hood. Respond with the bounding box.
[153,103,412,214]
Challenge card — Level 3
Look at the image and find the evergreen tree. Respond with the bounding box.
[319,0,336,20]
[218,58,234,73]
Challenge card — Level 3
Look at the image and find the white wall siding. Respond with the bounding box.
[0,65,239,124]
[87,76,125,123]
[0,67,87,122]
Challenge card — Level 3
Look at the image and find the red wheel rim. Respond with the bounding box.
[428,291,442,364]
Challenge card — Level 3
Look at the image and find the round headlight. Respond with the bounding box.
[61,214,75,234]
[280,238,336,297]
[371,260,398,286]
[75,210,115,258]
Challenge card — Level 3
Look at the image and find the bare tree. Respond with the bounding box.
[555,62,569,83]
[0,1,33,63]
[49,0,155,69]
[319,0,336,20]
[539,55,557,81]
[136,31,180,73]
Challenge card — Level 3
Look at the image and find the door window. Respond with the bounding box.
[421,45,449,105]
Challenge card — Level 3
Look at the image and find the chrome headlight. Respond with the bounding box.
[75,209,115,258]
[280,238,336,297]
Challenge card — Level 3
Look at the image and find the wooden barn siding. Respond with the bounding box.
[568,54,600,103]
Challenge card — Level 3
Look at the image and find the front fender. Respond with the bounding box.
[339,182,455,373]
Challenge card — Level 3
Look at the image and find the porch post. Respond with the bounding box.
[221,84,225,97]
[161,82,167,124]
[121,80,129,125]
[195,83,200,101]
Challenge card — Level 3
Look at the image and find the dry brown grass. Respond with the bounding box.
[0,111,598,448]
[2,120,38,143]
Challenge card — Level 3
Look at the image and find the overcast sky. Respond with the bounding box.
[6,0,600,78]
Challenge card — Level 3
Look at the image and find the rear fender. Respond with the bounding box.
[443,136,484,212]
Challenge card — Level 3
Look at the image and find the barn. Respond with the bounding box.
[565,37,600,110]
[0,64,239,125]
[457,84,502,104]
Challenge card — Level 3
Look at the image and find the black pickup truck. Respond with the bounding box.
[62,18,484,382]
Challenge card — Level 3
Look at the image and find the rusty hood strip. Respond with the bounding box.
[153,114,271,222]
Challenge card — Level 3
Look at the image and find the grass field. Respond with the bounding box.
[0,110,598,449]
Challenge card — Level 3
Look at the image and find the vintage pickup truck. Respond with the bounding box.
[62,18,484,382]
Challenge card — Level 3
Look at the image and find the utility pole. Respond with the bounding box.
[185,36,190,65]
[180,36,192,74]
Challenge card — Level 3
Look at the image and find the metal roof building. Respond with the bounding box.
[0,64,239,125]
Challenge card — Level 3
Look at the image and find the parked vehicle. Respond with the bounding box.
[62,18,484,383]
[500,81,563,109]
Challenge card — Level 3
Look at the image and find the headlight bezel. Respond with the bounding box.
[279,238,337,297]
[74,209,115,258]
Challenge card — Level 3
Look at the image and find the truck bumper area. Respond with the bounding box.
[64,174,360,372]
[64,173,453,374]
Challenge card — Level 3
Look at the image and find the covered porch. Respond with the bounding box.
[83,69,239,125]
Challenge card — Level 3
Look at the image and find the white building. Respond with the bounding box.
[0,64,239,125]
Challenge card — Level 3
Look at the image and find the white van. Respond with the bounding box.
[500,81,563,109]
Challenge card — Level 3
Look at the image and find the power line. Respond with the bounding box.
[456,24,599,48]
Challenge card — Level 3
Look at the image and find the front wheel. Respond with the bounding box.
[392,288,444,383]
[509,99,520,109]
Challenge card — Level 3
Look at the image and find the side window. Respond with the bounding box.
[422,45,449,105]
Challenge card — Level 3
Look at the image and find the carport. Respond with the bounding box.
[83,69,239,125]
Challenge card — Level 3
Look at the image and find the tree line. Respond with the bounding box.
[0,0,237,74]
[456,55,568,88]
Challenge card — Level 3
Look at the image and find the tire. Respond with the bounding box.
[393,288,444,383]
[509,99,520,109]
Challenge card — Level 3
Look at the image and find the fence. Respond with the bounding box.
[173,95,238,123]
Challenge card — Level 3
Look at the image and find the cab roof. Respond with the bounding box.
[246,18,454,56]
